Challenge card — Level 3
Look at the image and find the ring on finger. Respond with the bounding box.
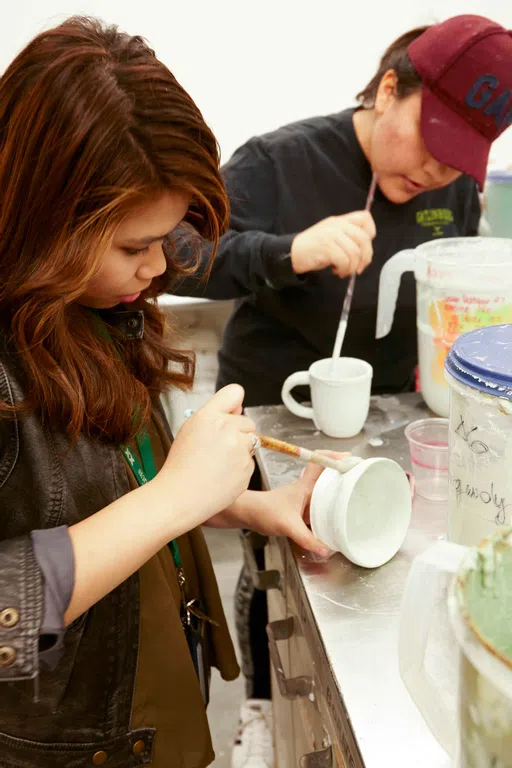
[250,433,260,457]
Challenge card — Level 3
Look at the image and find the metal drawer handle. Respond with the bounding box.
[299,744,333,768]
[242,531,281,591]
[266,617,313,700]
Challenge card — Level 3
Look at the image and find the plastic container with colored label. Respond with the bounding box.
[376,238,512,417]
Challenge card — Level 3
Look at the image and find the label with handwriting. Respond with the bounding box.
[449,399,512,543]
[454,415,489,455]
[452,476,510,526]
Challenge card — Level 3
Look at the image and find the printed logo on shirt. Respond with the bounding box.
[416,208,454,238]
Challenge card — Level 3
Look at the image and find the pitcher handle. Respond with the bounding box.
[399,541,467,757]
[376,249,416,339]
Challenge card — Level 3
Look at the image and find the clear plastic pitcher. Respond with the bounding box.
[376,238,512,417]
[399,532,512,767]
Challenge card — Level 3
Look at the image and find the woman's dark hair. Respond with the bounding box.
[0,17,229,443]
[356,26,431,107]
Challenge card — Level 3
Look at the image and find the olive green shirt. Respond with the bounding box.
[128,413,240,767]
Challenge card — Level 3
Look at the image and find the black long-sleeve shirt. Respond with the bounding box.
[174,108,480,406]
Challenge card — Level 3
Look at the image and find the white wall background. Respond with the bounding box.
[4,0,512,165]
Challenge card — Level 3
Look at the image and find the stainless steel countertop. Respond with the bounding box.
[247,394,452,768]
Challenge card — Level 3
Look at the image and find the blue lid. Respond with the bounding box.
[445,325,512,400]
[487,170,512,183]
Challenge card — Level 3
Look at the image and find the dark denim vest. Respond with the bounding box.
[0,311,157,767]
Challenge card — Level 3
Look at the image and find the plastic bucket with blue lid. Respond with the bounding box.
[485,169,512,238]
[445,324,512,547]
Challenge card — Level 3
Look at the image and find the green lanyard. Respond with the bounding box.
[121,439,182,569]
[90,312,182,570]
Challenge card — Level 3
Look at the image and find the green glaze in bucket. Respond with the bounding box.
[455,529,512,767]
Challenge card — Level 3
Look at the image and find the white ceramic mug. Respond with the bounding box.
[281,357,373,438]
[310,459,412,568]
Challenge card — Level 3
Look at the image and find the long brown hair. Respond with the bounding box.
[356,26,430,106]
[0,17,228,443]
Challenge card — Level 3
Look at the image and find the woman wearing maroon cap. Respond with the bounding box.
[171,16,512,768]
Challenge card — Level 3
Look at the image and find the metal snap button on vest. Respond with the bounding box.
[92,751,107,766]
[0,647,16,667]
[132,740,145,755]
[0,608,19,628]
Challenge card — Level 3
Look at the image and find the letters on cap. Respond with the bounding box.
[465,75,512,131]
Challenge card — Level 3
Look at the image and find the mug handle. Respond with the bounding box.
[399,541,467,757]
[281,372,313,419]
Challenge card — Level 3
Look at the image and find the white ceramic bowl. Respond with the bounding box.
[310,458,412,568]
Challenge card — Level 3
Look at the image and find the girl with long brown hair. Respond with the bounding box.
[0,17,330,768]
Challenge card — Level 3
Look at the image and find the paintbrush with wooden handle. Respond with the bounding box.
[183,409,360,474]
[254,434,361,474]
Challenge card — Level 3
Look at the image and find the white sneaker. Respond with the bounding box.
[231,699,274,768]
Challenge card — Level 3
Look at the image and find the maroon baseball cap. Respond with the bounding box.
[408,15,512,188]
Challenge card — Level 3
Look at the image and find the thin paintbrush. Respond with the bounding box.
[182,410,360,474]
[330,173,378,370]
[255,434,361,474]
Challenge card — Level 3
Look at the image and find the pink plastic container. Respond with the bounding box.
[405,418,449,501]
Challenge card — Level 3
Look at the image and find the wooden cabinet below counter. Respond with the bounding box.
[265,536,362,768]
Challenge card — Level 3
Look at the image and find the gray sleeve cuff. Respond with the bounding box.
[30,526,75,670]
